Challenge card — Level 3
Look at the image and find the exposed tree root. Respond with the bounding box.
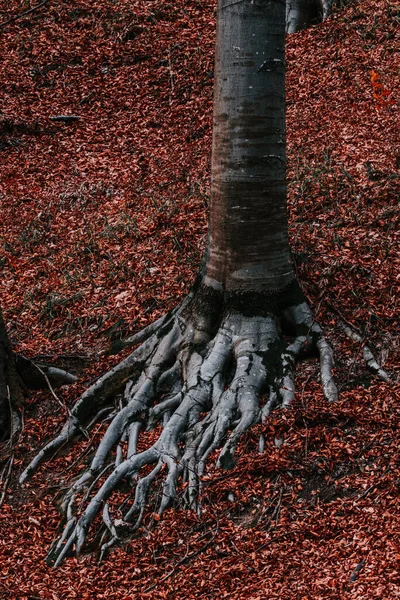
[18,276,391,566]
[19,278,346,566]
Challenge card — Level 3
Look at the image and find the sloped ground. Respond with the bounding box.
[0,0,399,598]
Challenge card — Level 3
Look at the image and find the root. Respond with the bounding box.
[339,323,391,383]
[19,285,389,566]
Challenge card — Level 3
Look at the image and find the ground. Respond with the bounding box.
[0,0,399,598]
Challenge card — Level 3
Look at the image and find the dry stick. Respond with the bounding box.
[33,363,73,418]
[349,559,366,582]
[354,463,391,502]
[0,455,14,507]
[339,322,391,382]
[0,387,16,507]
[271,487,283,525]
[261,476,282,525]
[167,48,175,105]
[0,0,50,28]
[326,302,362,334]
[327,304,390,381]
[142,519,219,594]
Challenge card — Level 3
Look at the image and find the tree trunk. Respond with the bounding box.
[20,0,339,566]
[286,0,332,34]
[208,0,292,293]
[0,305,23,441]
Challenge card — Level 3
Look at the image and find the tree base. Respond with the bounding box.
[19,279,342,565]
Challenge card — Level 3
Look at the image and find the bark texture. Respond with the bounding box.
[0,305,23,441]
[208,0,292,293]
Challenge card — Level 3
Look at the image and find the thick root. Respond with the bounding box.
[19,283,388,566]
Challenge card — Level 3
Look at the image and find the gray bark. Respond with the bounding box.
[207,0,293,293]
[0,305,23,440]
[286,0,333,33]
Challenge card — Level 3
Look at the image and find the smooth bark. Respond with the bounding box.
[207,0,293,293]
[286,0,333,33]
[0,305,23,440]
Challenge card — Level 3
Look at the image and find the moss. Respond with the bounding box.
[219,449,236,470]
[256,339,286,383]
[225,279,306,317]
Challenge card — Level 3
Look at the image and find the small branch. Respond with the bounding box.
[167,49,175,106]
[142,519,219,594]
[271,487,283,525]
[354,463,391,502]
[32,364,72,418]
[339,322,391,382]
[49,115,81,123]
[0,387,16,507]
[349,559,366,582]
[327,303,362,334]
[0,455,14,508]
[79,91,95,106]
[0,0,50,29]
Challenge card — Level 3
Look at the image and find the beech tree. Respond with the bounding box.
[0,305,24,441]
[0,0,327,441]
[17,0,387,565]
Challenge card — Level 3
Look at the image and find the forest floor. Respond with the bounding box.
[0,0,399,598]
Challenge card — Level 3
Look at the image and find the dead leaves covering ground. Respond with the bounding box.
[0,0,399,598]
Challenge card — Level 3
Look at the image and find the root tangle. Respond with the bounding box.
[20,284,348,565]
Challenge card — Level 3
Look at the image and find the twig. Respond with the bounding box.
[33,364,72,418]
[354,463,391,502]
[271,487,283,525]
[0,387,16,507]
[339,322,391,382]
[0,0,50,28]
[167,48,175,105]
[49,115,81,123]
[142,519,219,593]
[349,559,366,582]
[355,483,376,501]
[327,303,362,334]
[79,91,95,105]
[0,455,14,508]
[328,305,391,382]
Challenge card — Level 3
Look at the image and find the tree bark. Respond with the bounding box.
[0,305,23,441]
[207,0,292,294]
[286,0,332,33]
